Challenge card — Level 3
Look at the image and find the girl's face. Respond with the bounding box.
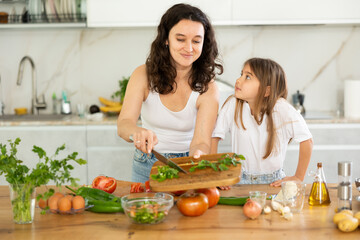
[235,64,260,105]
[167,19,204,70]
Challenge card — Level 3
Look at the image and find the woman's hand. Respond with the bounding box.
[270,176,301,187]
[217,186,231,191]
[132,128,158,154]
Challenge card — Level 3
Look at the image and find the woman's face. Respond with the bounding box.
[235,64,260,105]
[167,19,205,69]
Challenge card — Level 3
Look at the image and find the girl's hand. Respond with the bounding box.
[132,129,158,153]
[192,149,205,159]
[270,176,301,187]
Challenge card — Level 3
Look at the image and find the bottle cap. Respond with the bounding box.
[337,184,352,200]
[338,161,352,177]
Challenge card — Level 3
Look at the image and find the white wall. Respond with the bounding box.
[0,25,359,114]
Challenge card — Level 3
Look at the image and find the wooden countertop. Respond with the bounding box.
[0,182,359,240]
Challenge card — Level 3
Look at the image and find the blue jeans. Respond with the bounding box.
[131,149,189,183]
[238,168,286,184]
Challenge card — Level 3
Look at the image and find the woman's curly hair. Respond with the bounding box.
[146,3,223,94]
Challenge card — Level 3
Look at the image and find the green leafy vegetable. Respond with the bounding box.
[111,76,130,103]
[127,201,167,224]
[189,153,245,172]
[150,166,179,182]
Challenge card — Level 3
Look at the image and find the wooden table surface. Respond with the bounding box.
[0,182,359,240]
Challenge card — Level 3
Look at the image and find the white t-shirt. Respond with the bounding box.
[212,96,312,174]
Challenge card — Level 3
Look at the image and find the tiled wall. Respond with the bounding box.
[0,25,359,115]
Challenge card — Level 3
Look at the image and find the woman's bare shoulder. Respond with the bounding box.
[201,80,219,98]
[131,64,147,81]
[196,80,219,107]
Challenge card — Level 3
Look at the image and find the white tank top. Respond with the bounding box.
[141,90,199,153]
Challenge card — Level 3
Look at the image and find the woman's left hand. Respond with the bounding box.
[270,176,301,187]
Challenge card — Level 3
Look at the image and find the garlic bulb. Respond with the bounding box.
[263,205,271,214]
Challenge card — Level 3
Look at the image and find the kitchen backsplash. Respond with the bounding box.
[0,25,359,115]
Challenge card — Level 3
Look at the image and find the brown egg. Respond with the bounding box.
[38,198,48,209]
[58,197,72,213]
[53,192,64,199]
[48,195,60,213]
[64,194,74,202]
[72,196,85,212]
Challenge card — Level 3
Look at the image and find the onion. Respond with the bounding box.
[243,199,262,220]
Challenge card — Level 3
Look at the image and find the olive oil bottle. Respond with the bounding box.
[308,162,331,206]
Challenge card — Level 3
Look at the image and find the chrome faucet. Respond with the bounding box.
[16,56,46,114]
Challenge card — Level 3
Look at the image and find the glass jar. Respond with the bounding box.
[9,183,36,224]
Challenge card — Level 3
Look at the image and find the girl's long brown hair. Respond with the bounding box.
[146,3,223,94]
[234,58,288,159]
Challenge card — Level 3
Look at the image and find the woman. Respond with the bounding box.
[117,3,223,183]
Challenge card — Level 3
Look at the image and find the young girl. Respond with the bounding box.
[211,58,313,187]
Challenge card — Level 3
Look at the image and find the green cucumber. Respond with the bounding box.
[218,196,249,206]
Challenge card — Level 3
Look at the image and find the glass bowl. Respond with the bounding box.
[121,192,174,224]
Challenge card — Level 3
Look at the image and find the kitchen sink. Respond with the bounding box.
[0,114,70,121]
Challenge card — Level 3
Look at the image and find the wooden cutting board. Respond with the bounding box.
[149,153,242,192]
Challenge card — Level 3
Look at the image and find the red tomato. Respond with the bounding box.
[171,190,186,196]
[130,182,144,193]
[176,191,209,217]
[196,187,220,208]
[145,180,151,192]
[92,176,117,193]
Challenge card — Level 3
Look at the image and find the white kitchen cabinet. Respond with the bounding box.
[88,0,360,27]
[86,125,134,183]
[216,123,360,183]
[0,126,87,185]
[87,0,232,27]
[286,124,360,183]
[232,0,360,25]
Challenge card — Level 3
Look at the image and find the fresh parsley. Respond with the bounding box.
[189,153,245,172]
[151,166,179,182]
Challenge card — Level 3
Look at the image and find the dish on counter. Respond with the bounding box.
[28,0,44,22]
[45,0,59,23]
[68,0,77,21]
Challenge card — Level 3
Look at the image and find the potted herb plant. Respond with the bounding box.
[0,138,86,224]
[111,76,130,103]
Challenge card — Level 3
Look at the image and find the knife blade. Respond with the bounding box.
[128,135,188,174]
[151,150,188,174]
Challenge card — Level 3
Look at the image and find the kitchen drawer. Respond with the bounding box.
[308,124,360,145]
[86,125,128,147]
[285,147,360,184]
[87,147,134,183]
[0,126,87,185]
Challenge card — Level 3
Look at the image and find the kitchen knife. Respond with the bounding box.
[151,149,188,174]
[129,135,188,174]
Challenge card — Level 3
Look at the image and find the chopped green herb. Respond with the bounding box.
[150,166,179,182]
[127,201,168,224]
[189,153,245,172]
